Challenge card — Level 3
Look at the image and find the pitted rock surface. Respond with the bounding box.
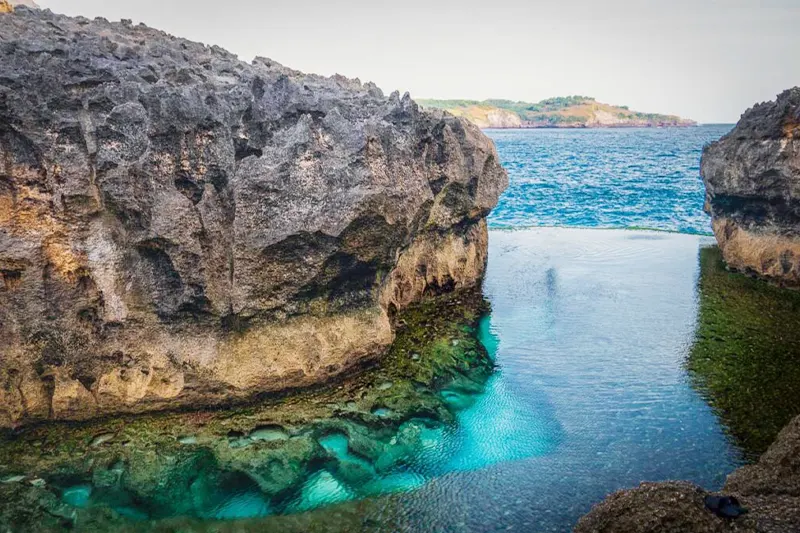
[701,88,800,286]
[0,8,507,426]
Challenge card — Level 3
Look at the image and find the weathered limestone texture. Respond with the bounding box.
[0,8,508,426]
[702,88,800,287]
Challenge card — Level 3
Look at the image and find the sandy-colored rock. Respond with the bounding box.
[702,88,800,287]
[575,414,800,533]
[0,9,507,427]
[574,482,734,533]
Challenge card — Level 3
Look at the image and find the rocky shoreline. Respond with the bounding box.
[0,7,507,428]
[0,289,495,531]
[702,88,800,288]
[417,97,697,129]
[575,415,800,533]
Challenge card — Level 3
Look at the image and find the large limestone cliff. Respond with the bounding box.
[701,88,800,287]
[0,9,508,427]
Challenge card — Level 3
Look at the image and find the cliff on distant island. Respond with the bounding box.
[702,88,800,287]
[0,8,508,427]
[418,96,697,129]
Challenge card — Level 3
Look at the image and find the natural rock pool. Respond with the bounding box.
[6,226,800,532]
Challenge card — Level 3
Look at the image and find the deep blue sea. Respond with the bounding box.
[486,125,733,234]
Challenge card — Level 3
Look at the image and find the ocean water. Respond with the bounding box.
[486,125,733,233]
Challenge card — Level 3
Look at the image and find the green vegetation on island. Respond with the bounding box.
[417,96,696,129]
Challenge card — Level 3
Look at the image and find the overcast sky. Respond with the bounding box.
[37,0,800,123]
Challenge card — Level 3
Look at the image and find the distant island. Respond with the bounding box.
[417,96,697,129]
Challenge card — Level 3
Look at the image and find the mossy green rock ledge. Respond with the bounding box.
[0,291,494,532]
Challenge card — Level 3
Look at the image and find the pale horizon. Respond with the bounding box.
[35,0,800,124]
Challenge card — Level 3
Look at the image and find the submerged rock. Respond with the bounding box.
[249,426,290,442]
[0,8,507,427]
[89,434,115,447]
[701,88,800,287]
[61,484,93,508]
[289,470,355,513]
[575,414,800,533]
[687,247,800,457]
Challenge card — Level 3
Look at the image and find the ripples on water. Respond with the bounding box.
[486,126,733,234]
[388,229,742,532]
[219,229,743,533]
[262,229,743,532]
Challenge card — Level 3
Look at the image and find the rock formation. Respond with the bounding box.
[575,414,800,533]
[427,105,523,129]
[0,8,507,427]
[701,88,800,287]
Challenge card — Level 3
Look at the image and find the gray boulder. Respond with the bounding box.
[575,415,800,533]
[701,88,800,287]
[0,8,507,426]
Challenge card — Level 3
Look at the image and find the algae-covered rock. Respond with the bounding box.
[0,8,507,427]
[0,290,494,530]
[688,247,800,457]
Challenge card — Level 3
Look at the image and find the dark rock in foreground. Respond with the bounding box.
[701,88,800,287]
[0,8,507,427]
[574,415,800,533]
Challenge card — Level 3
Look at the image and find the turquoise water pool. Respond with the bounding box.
[336,228,742,532]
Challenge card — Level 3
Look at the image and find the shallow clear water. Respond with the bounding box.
[344,228,742,532]
[486,126,733,233]
[216,228,743,532]
[53,228,741,533]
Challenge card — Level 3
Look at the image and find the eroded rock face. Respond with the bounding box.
[575,415,800,533]
[0,9,507,427]
[701,88,800,287]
